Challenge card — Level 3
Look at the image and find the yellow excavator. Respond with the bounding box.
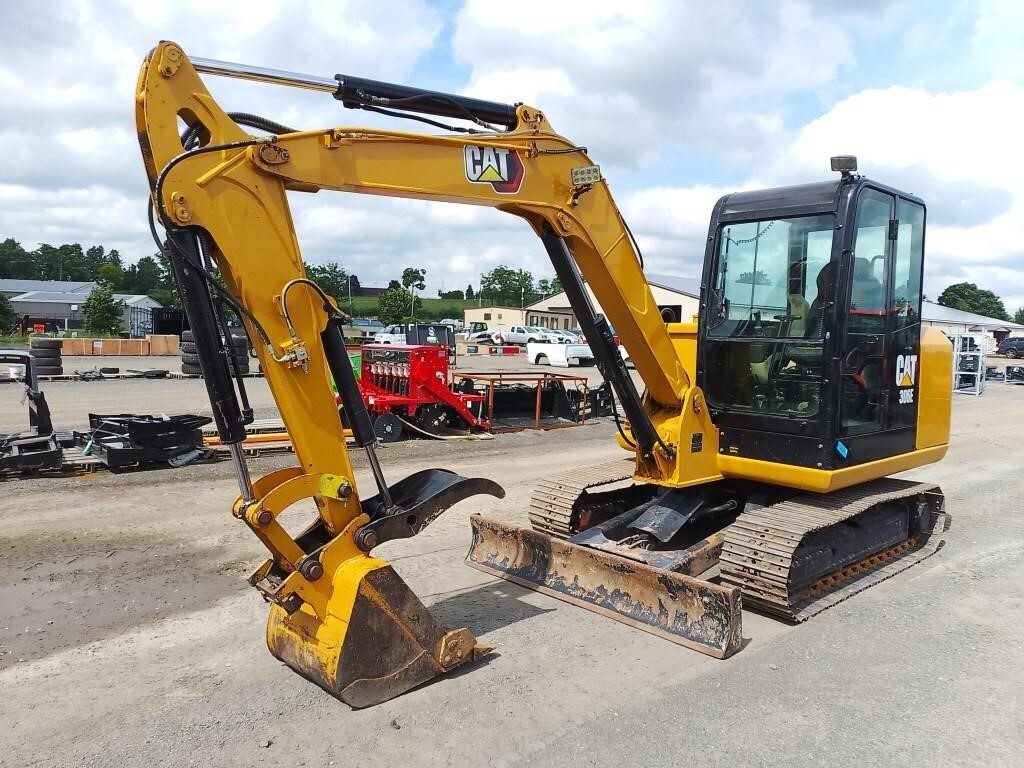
[136,43,952,708]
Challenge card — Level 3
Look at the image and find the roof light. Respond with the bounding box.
[831,155,858,178]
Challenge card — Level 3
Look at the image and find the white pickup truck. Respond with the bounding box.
[493,325,558,345]
[527,342,595,367]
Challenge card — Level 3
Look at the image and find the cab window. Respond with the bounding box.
[892,199,924,328]
[708,214,834,339]
[702,213,836,420]
[847,191,890,335]
[839,188,893,435]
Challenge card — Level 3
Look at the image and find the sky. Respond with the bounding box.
[1,0,1022,309]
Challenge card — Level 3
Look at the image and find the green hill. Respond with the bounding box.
[346,296,520,321]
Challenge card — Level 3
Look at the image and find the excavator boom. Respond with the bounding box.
[135,42,737,706]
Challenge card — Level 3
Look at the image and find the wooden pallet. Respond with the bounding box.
[59,445,106,473]
[201,417,284,436]
[32,372,171,382]
[1,445,105,478]
[207,440,297,458]
[169,371,264,380]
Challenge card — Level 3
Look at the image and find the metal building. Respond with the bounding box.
[525,273,702,328]
[8,289,162,336]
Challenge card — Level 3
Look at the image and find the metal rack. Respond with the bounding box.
[952,334,985,396]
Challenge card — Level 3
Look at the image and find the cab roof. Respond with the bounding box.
[714,177,924,223]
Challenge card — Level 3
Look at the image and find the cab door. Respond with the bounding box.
[837,188,925,459]
[839,188,894,437]
[886,197,926,431]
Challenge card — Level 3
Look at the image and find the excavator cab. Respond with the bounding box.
[699,161,931,471]
[473,161,949,644]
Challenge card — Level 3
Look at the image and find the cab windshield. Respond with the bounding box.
[708,214,835,339]
[703,213,836,420]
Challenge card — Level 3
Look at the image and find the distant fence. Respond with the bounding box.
[151,308,187,336]
[128,306,153,338]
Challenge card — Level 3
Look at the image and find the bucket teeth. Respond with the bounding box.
[466,514,742,658]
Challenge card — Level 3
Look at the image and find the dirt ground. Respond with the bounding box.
[1,370,1022,767]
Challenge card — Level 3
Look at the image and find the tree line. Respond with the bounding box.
[1,238,178,307]
[2,235,559,329]
[4,236,1023,333]
[937,282,1024,325]
[297,260,563,324]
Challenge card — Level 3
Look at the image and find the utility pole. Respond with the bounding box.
[347,274,354,318]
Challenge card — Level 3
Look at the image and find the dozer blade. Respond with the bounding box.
[266,559,491,709]
[466,515,742,658]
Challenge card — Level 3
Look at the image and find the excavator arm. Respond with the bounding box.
[136,42,733,707]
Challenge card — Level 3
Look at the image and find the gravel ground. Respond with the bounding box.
[0,372,1022,767]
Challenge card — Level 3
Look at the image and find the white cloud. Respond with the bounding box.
[2,0,1023,317]
[454,0,855,170]
[0,183,151,254]
[617,81,1024,310]
[0,0,445,272]
[616,185,735,275]
[785,83,1023,189]
[781,83,1024,308]
[291,194,544,289]
[972,0,1024,80]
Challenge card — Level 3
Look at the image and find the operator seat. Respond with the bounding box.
[787,294,810,336]
[804,261,834,339]
[849,257,885,332]
[838,257,887,424]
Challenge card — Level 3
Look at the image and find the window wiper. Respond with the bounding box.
[708,290,728,329]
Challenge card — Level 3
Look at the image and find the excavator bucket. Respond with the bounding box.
[255,469,505,709]
[466,515,743,658]
[265,560,491,708]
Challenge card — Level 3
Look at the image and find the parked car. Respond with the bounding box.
[996,337,1024,358]
[493,325,555,345]
[350,318,384,331]
[526,326,563,343]
[545,328,580,344]
[372,324,408,344]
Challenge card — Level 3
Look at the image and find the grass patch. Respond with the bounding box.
[0,336,29,346]
[343,296,517,320]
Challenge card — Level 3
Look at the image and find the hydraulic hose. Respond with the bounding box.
[180,112,299,150]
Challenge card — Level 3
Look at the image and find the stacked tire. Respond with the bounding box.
[30,337,63,377]
[179,330,250,377]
